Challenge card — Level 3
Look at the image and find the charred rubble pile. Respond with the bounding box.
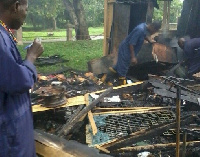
[31,64,200,156]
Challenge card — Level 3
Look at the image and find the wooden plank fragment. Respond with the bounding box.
[58,87,113,136]
[93,108,170,115]
[117,141,200,152]
[32,82,143,113]
[85,93,98,135]
[32,95,85,112]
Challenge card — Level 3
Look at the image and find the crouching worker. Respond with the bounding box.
[105,21,161,85]
[0,0,44,156]
[178,37,200,77]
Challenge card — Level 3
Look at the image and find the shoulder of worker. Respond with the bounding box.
[186,38,200,45]
[189,38,200,42]
[135,23,147,32]
[0,26,13,47]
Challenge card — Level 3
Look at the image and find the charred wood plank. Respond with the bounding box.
[93,108,171,115]
[32,95,85,112]
[116,141,200,153]
[154,88,198,104]
[85,93,98,135]
[150,81,198,97]
[148,75,199,95]
[57,87,113,136]
[56,104,84,135]
[34,129,111,157]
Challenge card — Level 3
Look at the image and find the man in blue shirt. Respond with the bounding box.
[0,0,44,156]
[178,37,200,76]
[106,21,161,85]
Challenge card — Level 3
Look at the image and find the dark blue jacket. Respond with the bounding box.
[0,25,37,157]
[184,38,200,75]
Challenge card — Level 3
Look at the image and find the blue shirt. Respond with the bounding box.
[0,25,37,157]
[124,23,147,56]
[113,23,147,77]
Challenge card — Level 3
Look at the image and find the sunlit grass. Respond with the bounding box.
[22,27,104,41]
[18,40,103,73]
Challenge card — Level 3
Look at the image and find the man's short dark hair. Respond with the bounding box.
[150,21,162,31]
[0,0,26,10]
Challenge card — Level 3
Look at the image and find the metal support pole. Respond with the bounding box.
[176,86,181,157]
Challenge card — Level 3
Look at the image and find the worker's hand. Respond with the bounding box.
[149,41,156,44]
[131,57,137,65]
[26,38,44,63]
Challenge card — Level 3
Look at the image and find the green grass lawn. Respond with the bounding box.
[22,27,104,41]
[18,39,103,73]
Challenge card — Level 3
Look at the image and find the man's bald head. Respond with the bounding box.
[0,0,27,10]
[178,38,186,49]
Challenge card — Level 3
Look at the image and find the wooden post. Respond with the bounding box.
[103,0,115,56]
[176,86,181,157]
[66,24,73,41]
[162,1,171,30]
[15,27,23,45]
[103,0,108,55]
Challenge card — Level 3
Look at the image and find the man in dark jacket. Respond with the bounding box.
[178,37,200,76]
[0,0,44,156]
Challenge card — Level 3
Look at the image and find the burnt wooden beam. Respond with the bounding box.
[116,141,200,153]
[100,115,196,151]
[93,108,171,115]
[85,93,98,135]
[34,129,111,157]
[176,86,181,157]
[56,104,84,135]
[57,87,113,137]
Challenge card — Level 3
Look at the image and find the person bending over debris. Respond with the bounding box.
[0,0,44,156]
[106,21,161,85]
[178,37,200,77]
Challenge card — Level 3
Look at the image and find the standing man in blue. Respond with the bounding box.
[106,21,161,85]
[0,0,44,156]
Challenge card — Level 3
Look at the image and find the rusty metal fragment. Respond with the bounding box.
[33,86,67,108]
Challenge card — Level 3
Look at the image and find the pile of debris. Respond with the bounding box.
[32,68,200,157]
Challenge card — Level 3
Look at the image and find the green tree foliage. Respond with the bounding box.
[82,0,104,27]
[153,0,183,23]
[27,0,65,30]
[25,0,183,30]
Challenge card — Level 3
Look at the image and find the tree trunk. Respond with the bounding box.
[52,17,57,30]
[63,0,79,39]
[63,0,78,26]
[73,0,90,40]
[30,14,36,30]
[63,0,90,40]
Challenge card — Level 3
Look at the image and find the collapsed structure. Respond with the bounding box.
[32,0,200,157]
